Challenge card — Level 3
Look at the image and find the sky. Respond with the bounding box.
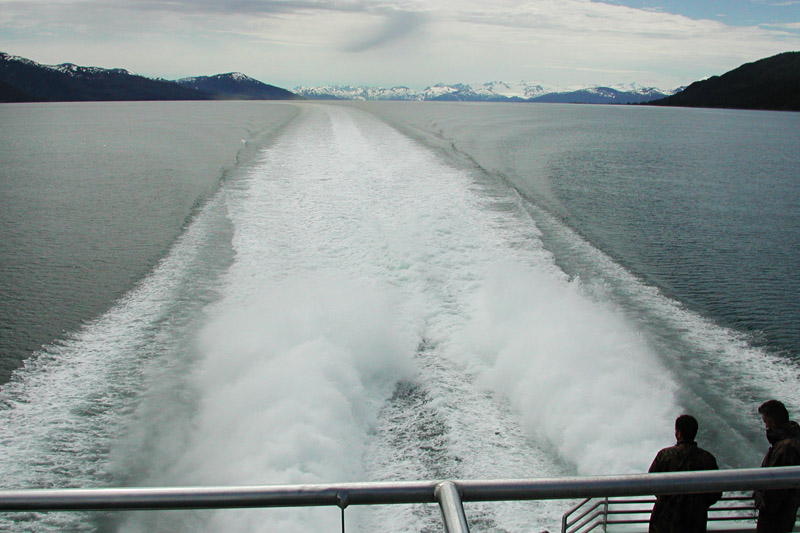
[1,0,799,90]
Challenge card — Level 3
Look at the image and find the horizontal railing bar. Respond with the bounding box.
[0,466,798,512]
[607,507,754,515]
[605,495,754,504]
[0,482,439,512]
[607,516,756,523]
[606,509,755,522]
[566,488,779,533]
[458,466,800,501]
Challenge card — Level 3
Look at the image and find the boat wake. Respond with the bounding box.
[1,104,745,532]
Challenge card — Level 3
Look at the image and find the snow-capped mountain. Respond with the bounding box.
[1,51,674,105]
[49,62,133,78]
[0,52,206,102]
[0,52,302,102]
[294,81,677,104]
[292,85,419,100]
[474,81,556,99]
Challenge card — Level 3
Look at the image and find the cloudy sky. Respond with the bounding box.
[1,0,799,90]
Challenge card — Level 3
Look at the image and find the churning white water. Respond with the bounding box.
[9,103,793,532]
[113,105,681,532]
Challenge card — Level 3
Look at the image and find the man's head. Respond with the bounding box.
[675,414,698,442]
[758,399,789,430]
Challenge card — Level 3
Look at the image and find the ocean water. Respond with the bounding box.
[0,101,299,382]
[0,101,798,532]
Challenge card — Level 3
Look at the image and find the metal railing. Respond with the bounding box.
[1,467,799,532]
[562,494,764,533]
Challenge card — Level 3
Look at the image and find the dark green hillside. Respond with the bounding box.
[0,79,37,102]
[650,52,800,111]
[0,52,207,102]
[175,73,302,100]
[0,52,300,102]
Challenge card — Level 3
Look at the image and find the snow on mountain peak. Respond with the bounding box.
[293,80,675,104]
[46,62,131,77]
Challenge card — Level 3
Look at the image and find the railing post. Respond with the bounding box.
[435,482,470,533]
[337,492,349,533]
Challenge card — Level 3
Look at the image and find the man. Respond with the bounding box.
[648,414,721,533]
[755,399,800,533]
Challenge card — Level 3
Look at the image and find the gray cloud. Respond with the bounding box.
[3,0,798,89]
[123,0,373,16]
[344,10,428,52]
[0,0,390,40]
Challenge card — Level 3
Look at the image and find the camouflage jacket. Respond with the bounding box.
[648,441,721,533]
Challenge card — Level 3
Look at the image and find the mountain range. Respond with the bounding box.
[0,52,302,102]
[1,51,798,111]
[0,53,204,102]
[294,81,675,104]
[0,52,673,105]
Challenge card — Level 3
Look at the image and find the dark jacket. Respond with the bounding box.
[648,441,721,533]
[755,421,800,533]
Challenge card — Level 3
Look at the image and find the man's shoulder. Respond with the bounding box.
[654,444,681,459]
[693,444,716,457]
[652,443,718,471]
[694,446,719,464]
[656,444,678,454]
[652,444,686,465]
[775,424,800,450]
[657,443,716,456]
[773,434,800,461]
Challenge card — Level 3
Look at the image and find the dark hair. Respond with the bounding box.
[759,400,790,425]
[675,414,698,441]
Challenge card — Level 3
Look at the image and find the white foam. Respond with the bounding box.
[118,105,684,531]
[516,200,800,466]
[128,272,415,532]
[11,102,780,532]
[453,260,678,475]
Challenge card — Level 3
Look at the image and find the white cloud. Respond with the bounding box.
[1,0,799,88]
[764,21,800,29]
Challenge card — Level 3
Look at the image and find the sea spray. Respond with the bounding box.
[454,261,678,475]
[5,102,799,532]
[119,272,417,532]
